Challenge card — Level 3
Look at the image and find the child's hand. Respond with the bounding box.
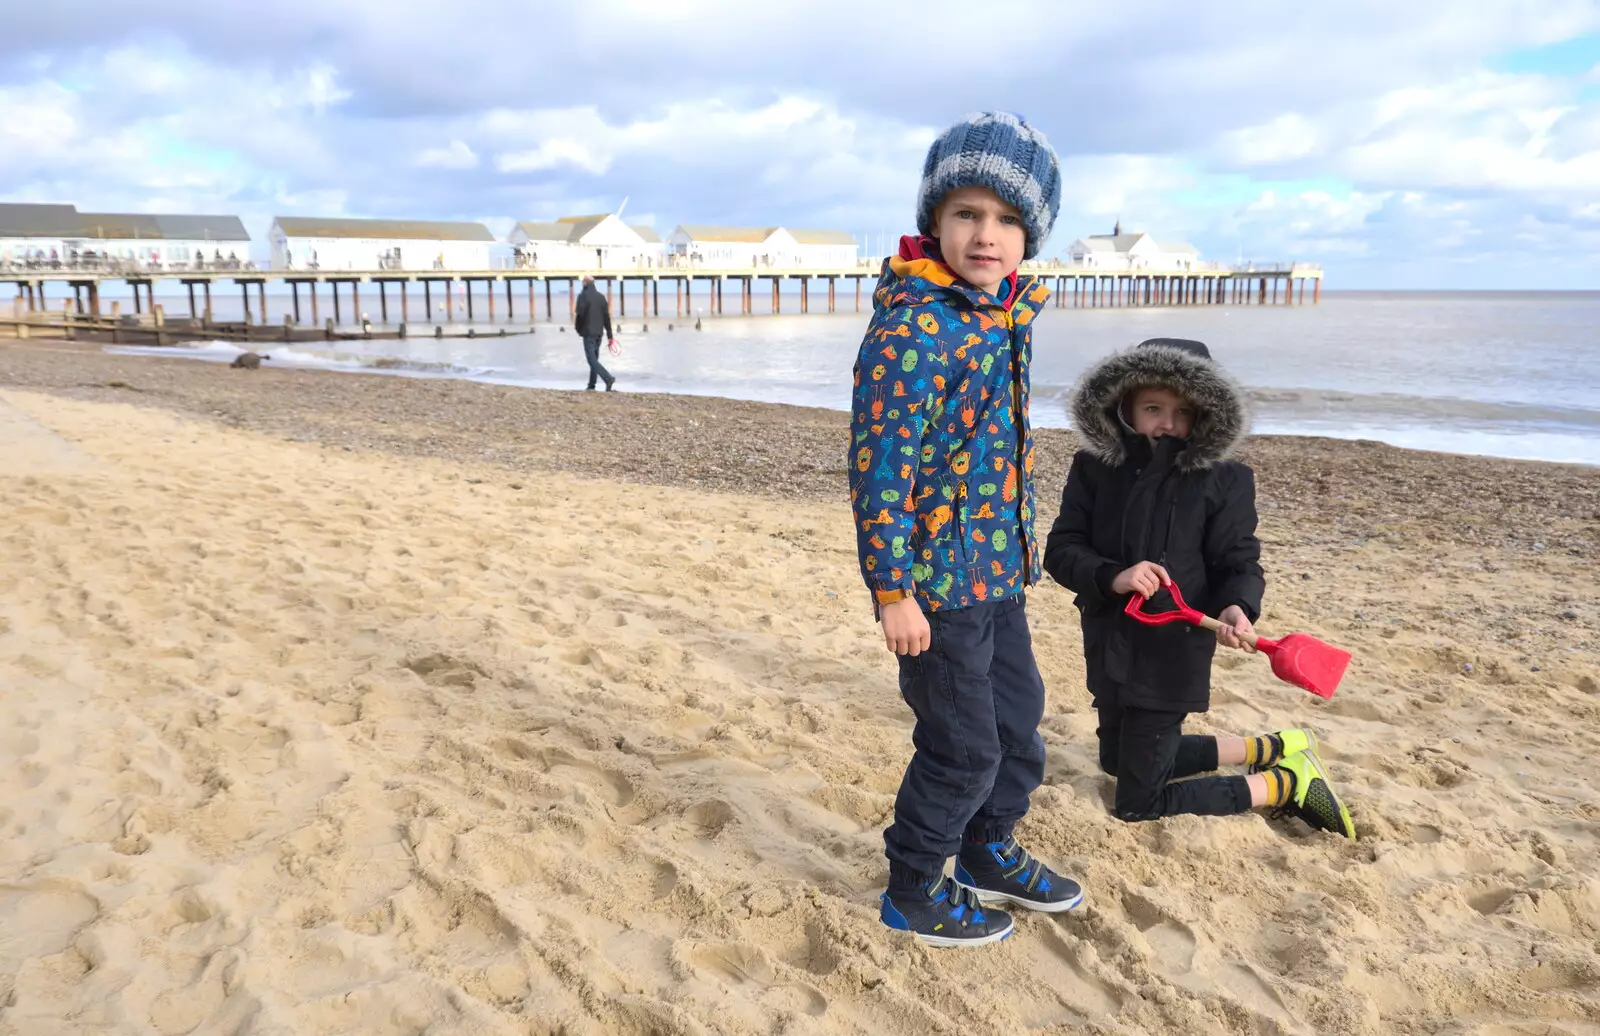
[1111,561,1171,599]
[881,597,931,656]
[1217,605,1257,653]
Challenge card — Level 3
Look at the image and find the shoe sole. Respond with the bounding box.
[909,923,1015,948]
[1294,745,1357,840]
[954,881,1084,914]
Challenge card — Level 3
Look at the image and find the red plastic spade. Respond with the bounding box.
[1124,580,1350,699]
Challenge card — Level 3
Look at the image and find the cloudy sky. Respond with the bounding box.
[3,0,1599,288]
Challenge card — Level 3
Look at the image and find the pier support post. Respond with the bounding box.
[333,282,342,325]
[258,282,268,324]
[402,281,409,322]
[1313,278,1320,304]
[568,279,575,321]
[187,283,197,318]
[801,277,808,314]
[506,278,513,321]
[487,279,496,322]
[379,282,388,323]
[856,277,862,312]
[652,279,660,317]
[675,278,682,318]
[352,281,361,323]
[292,283,301,323]
[828,276,835,313]
[422,281,431,320]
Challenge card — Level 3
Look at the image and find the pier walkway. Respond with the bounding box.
[4,263,1322,327]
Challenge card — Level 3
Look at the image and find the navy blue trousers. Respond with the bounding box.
[884,595,1047,892]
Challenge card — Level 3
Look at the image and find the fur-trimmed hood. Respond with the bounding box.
[1069,342,1249,471]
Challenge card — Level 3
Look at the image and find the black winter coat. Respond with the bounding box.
[574,285,612,339]
[1044,343,1264,713]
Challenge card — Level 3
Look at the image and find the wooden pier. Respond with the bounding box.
[2,264,1322,326]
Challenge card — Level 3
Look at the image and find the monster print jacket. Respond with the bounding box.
[848,237,1051,612]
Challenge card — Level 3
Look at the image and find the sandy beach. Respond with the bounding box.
[1,339,1598,1036]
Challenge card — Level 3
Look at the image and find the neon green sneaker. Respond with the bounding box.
[1250,728,1317,774]
[1273,745,1356,840]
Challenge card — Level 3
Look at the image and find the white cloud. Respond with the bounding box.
[496,139,610,175]
[1216,113,1322,166]
[4,3,1600,286]
[415,139,478,170]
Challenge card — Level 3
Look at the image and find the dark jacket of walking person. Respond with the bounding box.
[573,278,615,390]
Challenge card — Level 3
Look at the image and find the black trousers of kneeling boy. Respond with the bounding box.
[1096,703,1254,820]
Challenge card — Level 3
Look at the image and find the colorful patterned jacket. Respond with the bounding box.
[848,242,1050,612]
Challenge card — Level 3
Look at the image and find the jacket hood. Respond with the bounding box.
[1069,342,1249,471]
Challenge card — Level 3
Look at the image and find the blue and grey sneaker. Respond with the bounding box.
[880,875,1014,948]
[954,837,1084,913]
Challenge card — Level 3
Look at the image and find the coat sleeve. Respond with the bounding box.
[848,302,936,604]
[1204,463,1265,622]
[1043,452,1123,606]
[573,293,587,332]
[601,297,613,339]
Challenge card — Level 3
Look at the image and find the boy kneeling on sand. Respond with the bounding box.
[1044,338,1356,838]
[849,112,1083,948]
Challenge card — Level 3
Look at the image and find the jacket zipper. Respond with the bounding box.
[1008,278,1034,583]
[1156,496,1178,567]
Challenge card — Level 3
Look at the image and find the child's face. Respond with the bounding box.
[1129,387,1195,443]
[930,186,1026,295]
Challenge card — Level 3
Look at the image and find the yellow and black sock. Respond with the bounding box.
[1260,767,1295,808]
[1243,734,1283,768]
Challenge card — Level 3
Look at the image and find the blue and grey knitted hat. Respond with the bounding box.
[915,112,1061,260]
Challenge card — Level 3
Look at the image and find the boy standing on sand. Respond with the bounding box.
[1043,337,1356,838]
[849,112,1084,948]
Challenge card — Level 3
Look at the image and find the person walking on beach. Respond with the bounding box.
[574,275,616,391]
[849,112,1082,949]
[1043,337,1356,838]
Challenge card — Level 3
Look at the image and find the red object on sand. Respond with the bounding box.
[1123,580,1350,699]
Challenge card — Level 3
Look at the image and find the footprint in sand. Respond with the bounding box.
[534,747,641,818]
[1123,890,1198,972]
[683,799,736,839]
[0,881,100,979]
[683,942,828,1018]
[1033,924,1123,1019]
[404,652,487,689]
